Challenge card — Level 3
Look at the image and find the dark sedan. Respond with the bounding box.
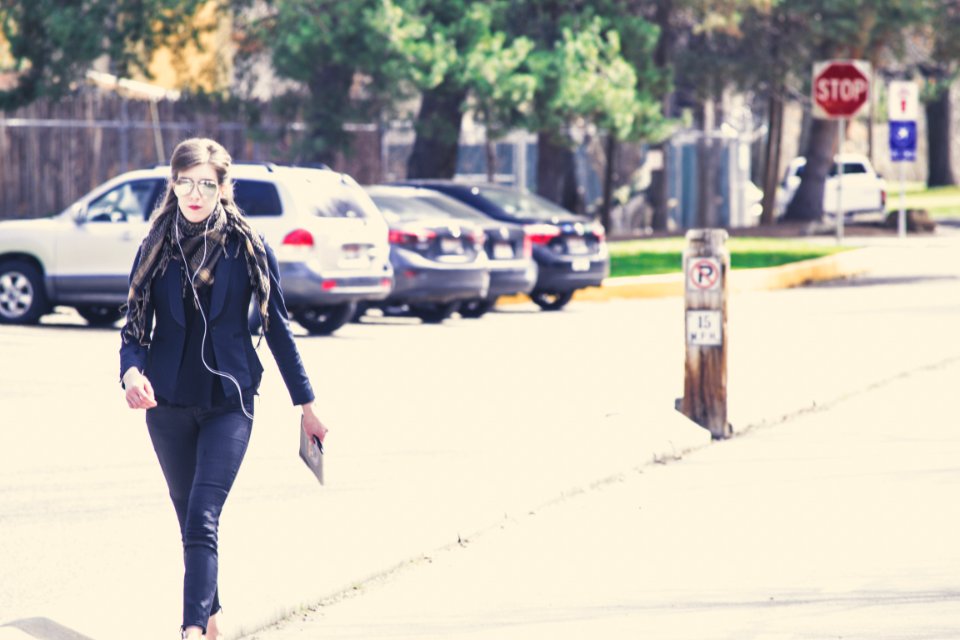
[393,180,608,310]
[361,186,490,323]
[366,185,537,318]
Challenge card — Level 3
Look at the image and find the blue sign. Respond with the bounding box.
[889,120,917,162]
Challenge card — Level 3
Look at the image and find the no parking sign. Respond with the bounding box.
[687,257,722,291]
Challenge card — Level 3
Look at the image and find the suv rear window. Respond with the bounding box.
[234,180,282,217]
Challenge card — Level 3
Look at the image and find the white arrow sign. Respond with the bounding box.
[888,81,919,121]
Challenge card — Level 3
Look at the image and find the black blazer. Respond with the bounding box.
[119,237,315,407]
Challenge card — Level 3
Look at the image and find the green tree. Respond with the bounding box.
[0,0,208,111]
[236,0,433,164]
[626,0,760,229]
[402,0,536,179]
[503,1,667,215]
[916,0,960,186]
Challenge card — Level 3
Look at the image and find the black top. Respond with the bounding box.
[163,288,226,409]
[121,238,315,409]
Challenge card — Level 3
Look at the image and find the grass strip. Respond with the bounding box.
[885,183,960,218]
[608,237,850,278]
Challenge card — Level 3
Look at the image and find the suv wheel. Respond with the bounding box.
[0,260,48,324]
[410,301,460,324]
[294,303,356,336]
[459,298,495,319]
[77,305,123,326]
[530,290,574,311]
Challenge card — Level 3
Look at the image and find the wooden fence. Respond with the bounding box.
[0,90,382,219]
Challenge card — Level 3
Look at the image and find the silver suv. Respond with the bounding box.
[0,164,393,335]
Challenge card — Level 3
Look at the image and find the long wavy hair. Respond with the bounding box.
[121,137,272,346]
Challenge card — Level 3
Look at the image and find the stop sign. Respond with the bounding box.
[813,60,871,119]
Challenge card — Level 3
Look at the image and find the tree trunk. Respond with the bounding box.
[648,0,676,230]
[782,117,836,222]
[760,89,784,225]
[406,80,467,179]
[695,97,718,228]
[599,134,617,232]
[485,138,497,183]
[305,65,356,166]
[926,88,955,187]
[536,131,579,212]
[649,168,668,231]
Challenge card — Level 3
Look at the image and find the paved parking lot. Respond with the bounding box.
[1,230,958,639]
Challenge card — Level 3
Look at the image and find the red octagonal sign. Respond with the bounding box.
[813,60,871,119]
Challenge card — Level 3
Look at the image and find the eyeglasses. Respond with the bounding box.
[173,177,219,200]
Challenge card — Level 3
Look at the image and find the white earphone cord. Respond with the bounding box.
[176,215,255,421]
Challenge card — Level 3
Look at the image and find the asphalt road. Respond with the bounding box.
[1,230,958,639]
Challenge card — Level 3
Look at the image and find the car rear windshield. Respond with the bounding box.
[370,192,489,224]
[474,186,579,221]
[829,162,868,176]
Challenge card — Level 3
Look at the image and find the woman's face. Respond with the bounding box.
[173,163,222,223]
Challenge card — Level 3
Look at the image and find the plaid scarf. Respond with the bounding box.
[121,203,271,346]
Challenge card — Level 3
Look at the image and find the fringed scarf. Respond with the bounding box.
[120,203,271,346]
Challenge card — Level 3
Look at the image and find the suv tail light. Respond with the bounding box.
[591,224,606,241]
[283,229,315,247]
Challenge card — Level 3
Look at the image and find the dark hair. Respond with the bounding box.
[149,137,240,222]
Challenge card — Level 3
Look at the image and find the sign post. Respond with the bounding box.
[681,229,730,439]
[888,80,919,239]
[813,60,872,244]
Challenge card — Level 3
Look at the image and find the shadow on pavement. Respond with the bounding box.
[812,274,960,288]
[1,618,94,640]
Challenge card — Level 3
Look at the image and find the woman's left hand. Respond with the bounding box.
[301,402,328,445]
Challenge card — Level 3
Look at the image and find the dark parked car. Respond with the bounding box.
[393,181,608,310]
[360,187,490,323]
[365,185,536,318]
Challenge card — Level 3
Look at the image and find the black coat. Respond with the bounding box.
[119,237,315,407]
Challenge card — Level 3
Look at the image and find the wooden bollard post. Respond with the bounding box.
[681,229,731,439]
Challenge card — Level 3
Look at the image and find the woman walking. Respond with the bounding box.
[119,137,328,639]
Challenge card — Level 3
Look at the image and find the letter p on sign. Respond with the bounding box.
[813,60,872,120]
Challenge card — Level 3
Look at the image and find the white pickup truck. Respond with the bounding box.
[777,153,887,217]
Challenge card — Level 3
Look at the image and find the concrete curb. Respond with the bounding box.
[498,247,874,305]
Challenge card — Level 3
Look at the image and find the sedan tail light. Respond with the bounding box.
[283,229,315,247]
[466,230,486,249]
[389,229,437,245]
[525,223,560,245]
[522,234,533,258]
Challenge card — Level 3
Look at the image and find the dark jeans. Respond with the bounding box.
[146,404,253,631]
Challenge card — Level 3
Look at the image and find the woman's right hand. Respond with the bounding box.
[123,367,157,410]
